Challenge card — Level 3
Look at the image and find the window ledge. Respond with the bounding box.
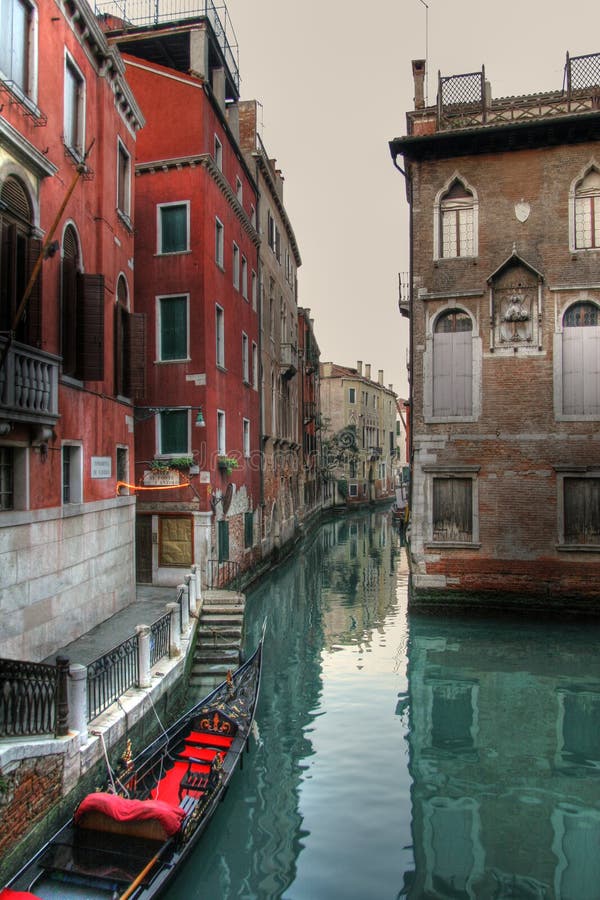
[155,249,191,257]
[155,358,192,365]
[557,544,600,552]
[216,262,225,272]
[216,364,228,373]
[117,209,133,232]
[425,541,481,549]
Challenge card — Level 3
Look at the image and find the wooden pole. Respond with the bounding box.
[0,140,94,374]
[118,849,163,900]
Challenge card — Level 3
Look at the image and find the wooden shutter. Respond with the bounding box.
[563,325,600,415]
[218,519,229,562]
[127,311,146,401]
[76,273,104,381]
[433,330,472,416]
[0,221,15,331]
[433,477,472,542]
[25,237,42,347]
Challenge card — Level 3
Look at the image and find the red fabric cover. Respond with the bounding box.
[75,792,186,836]
[187,730,234,748]
[0,891,43,899]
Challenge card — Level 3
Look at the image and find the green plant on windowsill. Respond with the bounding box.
[150,456,193,472]
[217,455,239,475]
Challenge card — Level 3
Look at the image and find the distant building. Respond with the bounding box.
[101,4,261,584]
[0,0,143,659]
[298,308,322,520]
[389,52,600,609]
[320,362,397,506]
[238,101,302,557]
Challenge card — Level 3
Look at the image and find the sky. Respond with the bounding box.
[224,0,599,400]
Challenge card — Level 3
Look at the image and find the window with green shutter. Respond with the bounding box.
[159,409,188,455]
[218,519,229,561]
[244,511,253,548]
[159,203,188,254]
[159,295,188,360]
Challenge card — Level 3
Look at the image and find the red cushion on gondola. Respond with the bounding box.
[187,730,234,748]
[75,792,186,836]
[0,891,43,899]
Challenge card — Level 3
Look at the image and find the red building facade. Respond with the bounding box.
[0,0,144,659]
[102,14,261,584]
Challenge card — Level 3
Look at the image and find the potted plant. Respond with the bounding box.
[217,455,239,475]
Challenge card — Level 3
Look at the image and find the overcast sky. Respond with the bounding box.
[225,0,598,399]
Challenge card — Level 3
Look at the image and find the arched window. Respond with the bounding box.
[439,180,476,258]
[0,174,41,346]
[60,224,105,381]
[433,310,473,417]
[562,301,600,415]
[574,170,600,250]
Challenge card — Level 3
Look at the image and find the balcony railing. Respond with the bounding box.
[0,337,60,426]
[94,0,239,92]
[280,343,297,380]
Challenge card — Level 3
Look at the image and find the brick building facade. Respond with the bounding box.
[389,52,600,609]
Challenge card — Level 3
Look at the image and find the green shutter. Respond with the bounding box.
[160,296,187,360]
[160,409,188,454]
[244,511,253,548]
[218,519,229,562]
[160,205,187,253]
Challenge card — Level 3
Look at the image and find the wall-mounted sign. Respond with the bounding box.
[91,457,112,479]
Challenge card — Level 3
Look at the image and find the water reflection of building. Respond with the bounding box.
[320,513,400,648]
[405,617,600,899]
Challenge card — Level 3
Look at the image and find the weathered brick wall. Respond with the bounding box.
[0,754,63,859]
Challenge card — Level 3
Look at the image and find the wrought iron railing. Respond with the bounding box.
[149,611,171,667]
[94,0,239,91]
[87,635,139,722]
[0,337,60,425]
[207,559,240,591]
[0,657,69,738]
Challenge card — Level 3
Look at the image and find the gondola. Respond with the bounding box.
[2,628,265,900]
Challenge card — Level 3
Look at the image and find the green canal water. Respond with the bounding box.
[165,509,600,899]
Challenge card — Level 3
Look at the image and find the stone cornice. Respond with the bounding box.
[0,116,58,179]
[252,149,301,267]
[135,153,260,246]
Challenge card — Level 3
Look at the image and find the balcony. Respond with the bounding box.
[280,343,297,380]
[0,338,60,430]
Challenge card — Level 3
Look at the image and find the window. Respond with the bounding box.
[215,217,224,267]
[215,304,225,368]
[236,176,243,202]
[218,519,229,562]
[64,54,85,158]
[61,224,105,381]
[232,242,240,289]
[436,179,476,259]
[117,140,131,222]
[0,0,35,98]
[574,170,600,250]
[243,418,250,457]
[0,175,41,347]
[349,387,356,404]
[251,270,257,310]
[349,483,358,497]
[159,515,192,567]
[241,255,248,299]
[268,211,280,259]
[159,409,189,456]
[562,302,600,416]
[217,410,226,455]
[250,205,256,228]
[252,341,258,390]
[433,310,473,417]
[116,446,128,490]
[158,202,188,254]
[242,332,249,383]
[0,447,14,510]
[158,295,188,361]
[62,444,82,504]
[114,276,145,399]
[244,510,253,548]
[564,477,600,545]
[432,476,473,543]
[214,134,222,170]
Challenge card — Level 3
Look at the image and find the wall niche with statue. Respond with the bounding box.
[488,251,544,354]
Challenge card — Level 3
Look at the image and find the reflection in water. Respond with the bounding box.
[163,511,600,899]
[406,615,600,900]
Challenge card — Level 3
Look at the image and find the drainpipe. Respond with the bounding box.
[254,154,265,513]
[391,152,413,515]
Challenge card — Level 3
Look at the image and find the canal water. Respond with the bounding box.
[165,508,600,899]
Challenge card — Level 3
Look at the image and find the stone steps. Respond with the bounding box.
[189,589,245,689]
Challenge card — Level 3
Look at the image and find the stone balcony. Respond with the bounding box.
[0,337,60,434]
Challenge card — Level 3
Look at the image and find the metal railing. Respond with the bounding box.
[0,657,68,738]
[149,611,171,668]
[87,634,139,722]
[94,0,239,91]
[207,559,240,592]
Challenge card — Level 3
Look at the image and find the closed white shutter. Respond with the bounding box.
[563,325,600,414]
[433,330,473,416]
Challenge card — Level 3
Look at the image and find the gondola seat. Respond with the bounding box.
[75,792,186,841]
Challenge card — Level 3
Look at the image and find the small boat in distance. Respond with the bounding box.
[2,628,265,900]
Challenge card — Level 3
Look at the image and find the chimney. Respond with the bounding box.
[226,102,239,143]
[378,369,384,385]
[356,360,362,376]
[412,59,426,110]
[212,67,226,114]
[365,364,371,380]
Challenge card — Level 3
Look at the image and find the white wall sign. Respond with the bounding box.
[91,457,112,479]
